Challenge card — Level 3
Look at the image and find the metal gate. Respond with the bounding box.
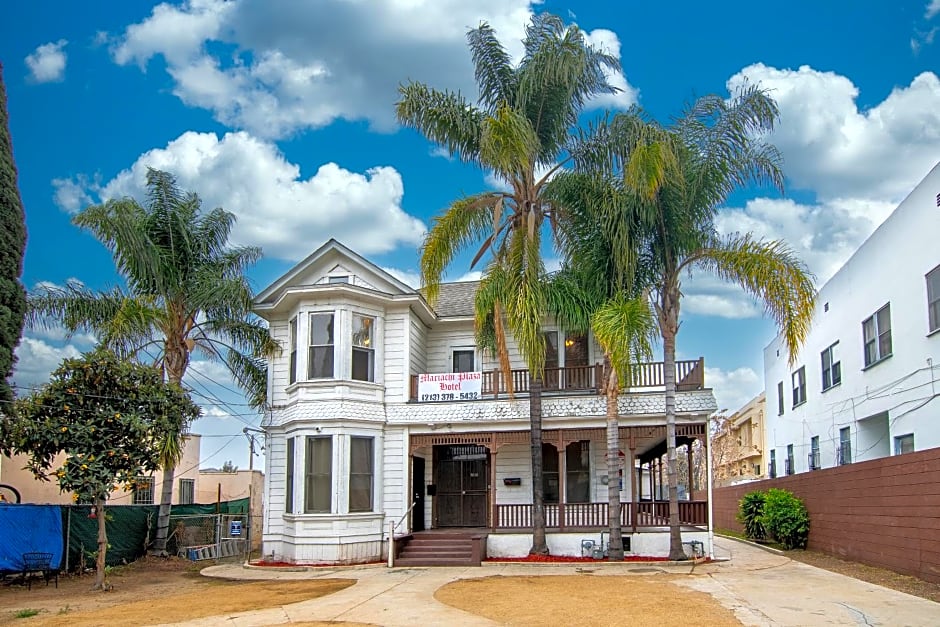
[168,513,251,561]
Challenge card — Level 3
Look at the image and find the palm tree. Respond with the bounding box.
[581,87,816,559]
[545,173,656,560]
[396,13,619,554]
[28,168,278,555]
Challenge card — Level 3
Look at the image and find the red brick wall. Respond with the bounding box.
[712,446,940,583]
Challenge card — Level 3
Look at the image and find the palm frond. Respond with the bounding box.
[396,83,484,163]
[468,22,516,111]
[591,294,656,385]
[689,234,816,365]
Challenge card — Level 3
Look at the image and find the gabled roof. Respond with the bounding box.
[426,281,480,318]
[254,238,416,305]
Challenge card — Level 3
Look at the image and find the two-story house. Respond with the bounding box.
[712,393,767,486]
[764,161,940,476]
[254,239,718,565]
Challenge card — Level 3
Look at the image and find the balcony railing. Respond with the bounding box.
[494,500,708,530]
[409,358,705,401]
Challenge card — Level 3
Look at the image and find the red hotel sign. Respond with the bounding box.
[417,372,482,402]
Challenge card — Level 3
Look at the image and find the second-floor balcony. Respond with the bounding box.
[409,358,705,402]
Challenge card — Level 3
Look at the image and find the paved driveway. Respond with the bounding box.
[179,537,938,626]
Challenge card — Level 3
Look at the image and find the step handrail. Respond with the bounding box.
[388,500,417,568]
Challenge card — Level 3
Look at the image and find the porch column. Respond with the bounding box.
[657,456,664,500]
[629,444,637,533]
[687,443,694,498]
[557,439,566,531]
[490,438,498,529]
[648,460,654,503]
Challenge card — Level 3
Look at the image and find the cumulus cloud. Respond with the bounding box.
[728,64,940,202]
[52,176,93,212]
[25,39,68,83]
[927,0,940,19]
[382,267,422,289]
[705,366,762,414]
[12,337,83,390]
[55,131,427,260]
[110,0,637,138]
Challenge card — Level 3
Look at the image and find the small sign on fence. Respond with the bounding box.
[230,520,242,537]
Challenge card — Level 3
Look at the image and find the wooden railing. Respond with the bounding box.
[409,358,705,401]
[494,500,708,530]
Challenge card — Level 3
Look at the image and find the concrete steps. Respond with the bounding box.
[394,532,485,567]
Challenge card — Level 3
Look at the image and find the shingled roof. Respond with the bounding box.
[423,281,480,318]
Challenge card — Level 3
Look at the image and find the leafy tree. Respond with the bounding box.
[220,460,238,473]
[397,13,619,554]
[578,87,816,559]
[0,62,28,407]
[27,169,278,554]
[0,348,201,589]
[545,173,656,559]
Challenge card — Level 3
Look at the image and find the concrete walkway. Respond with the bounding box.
[165,538,939,626]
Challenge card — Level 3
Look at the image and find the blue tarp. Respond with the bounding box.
[0,504,64,571]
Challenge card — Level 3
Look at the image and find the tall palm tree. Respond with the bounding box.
[396,13,619,554]
[28,168,278,554]
[581,87,816,559]
[545,173,656,560]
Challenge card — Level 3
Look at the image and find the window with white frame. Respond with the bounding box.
[452,349,475,373]
[791,366,806,407]
[285,437,295,513]
[809,436,820,470]
[821,342,841,391]
[894,433,914,455]
[133,476,155,505]
[862,304,892,367]
[308,313,335,379]
[178,478,195,505]
[351,314,375,382]
[304,436,332,513]
[927,265,940,333]
[348,437,374,512]
[838,427,851,465]
[288,317,298,385]
[777,381,784,415]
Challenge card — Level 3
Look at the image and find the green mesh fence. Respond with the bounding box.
[62,498,250,571]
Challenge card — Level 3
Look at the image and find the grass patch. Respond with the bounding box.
[14,609,41,619]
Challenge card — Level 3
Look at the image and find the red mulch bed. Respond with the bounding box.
[485,555,670,563]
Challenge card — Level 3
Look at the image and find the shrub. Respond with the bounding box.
[762,488,810,550]
[736,490,767,541]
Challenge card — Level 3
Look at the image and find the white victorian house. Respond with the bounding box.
[255,240,718,565]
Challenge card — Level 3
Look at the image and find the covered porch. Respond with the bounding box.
[408,423,708,534]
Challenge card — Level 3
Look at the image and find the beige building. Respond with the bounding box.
[0,434,203,505]
[198,469,264,547]
[712,393,767,486]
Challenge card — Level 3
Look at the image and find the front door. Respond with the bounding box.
[434,445,489,527]
[411,456,426,532]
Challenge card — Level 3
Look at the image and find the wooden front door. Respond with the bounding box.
[434,445,489,527]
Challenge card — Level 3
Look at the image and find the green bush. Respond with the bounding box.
[736,490,767,541]
[762,488,810,550]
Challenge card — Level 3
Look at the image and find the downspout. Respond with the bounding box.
[706,419,715,559]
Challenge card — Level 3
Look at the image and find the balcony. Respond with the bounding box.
[409,358,705,402]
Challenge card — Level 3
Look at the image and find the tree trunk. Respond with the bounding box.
[150,465,176,556]
[605,360,624,560]
[661,289,685,560]
[93,498,107,590]
[529,376,549,555]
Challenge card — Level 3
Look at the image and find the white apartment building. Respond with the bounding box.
[763,162,940,476]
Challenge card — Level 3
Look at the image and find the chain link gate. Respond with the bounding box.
[169,513,251,562]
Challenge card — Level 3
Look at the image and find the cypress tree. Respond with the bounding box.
[0,62,28,406]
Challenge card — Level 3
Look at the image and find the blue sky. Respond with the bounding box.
[3,0,940,469]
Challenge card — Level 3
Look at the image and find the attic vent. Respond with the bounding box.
[329,276,350,284]
[936,192,939,207]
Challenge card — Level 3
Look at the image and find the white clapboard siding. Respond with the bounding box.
[383,309,407,402]
[493,444,532,505]
[382,427,408,524]
[263,434,287,535]
[269,319,291,405]
[409,318,427,377]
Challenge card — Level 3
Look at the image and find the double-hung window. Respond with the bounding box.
[288,317,298,384]
[821,342,841,391]
[863,304,892,367]
[178,478,195,505]
[785,444,795,475]
[286,437,295,513]
[927,265,940,333]
[349,437,374,512]
[351,314,375,382]
[308,313,335,379]
[838,427,851,465]
[304,436,332,513]
[565,441,591,503]
[791,366,806,407]
[777,381,784,415]
[809,436,820,470]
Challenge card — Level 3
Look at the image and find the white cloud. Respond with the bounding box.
[728,64,940,202]
[583,28,638,109]
[57,130,427,261]
[382,267,422,289]
[12,337,83,390]
[927,0,940,19]
[52,176,93,212]
[705,366,762,414]
[110,0,637,138]
[25,39,68,83]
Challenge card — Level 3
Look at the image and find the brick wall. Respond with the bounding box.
[712,446,940,583]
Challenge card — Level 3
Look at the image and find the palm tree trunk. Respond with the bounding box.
[661,292,684,560]
[605,360,624,560]
[529,376,549,555]
[93,498,107,590]
[151,466,176,556]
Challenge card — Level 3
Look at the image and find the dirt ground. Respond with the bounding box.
[435,574,741,627]
[0,557,359,626]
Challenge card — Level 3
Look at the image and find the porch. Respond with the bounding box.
[495,500,708,531]
[408,358,706,401]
